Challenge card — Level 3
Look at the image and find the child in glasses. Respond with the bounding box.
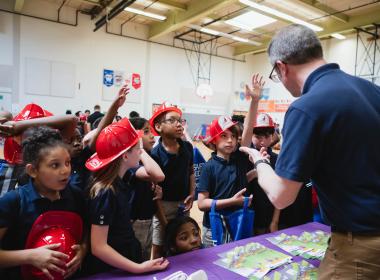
[149,102,195,258]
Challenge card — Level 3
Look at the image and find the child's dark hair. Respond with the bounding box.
[253,127,275,136]
[153,112,167,127]
[22,126,68,167]
[129,117,148,130]
[164,216,200,256]
[225,125,239,139]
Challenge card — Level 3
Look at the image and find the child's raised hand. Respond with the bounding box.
[64,244,86,279]
[29,243,69,280]
[245,73,265,102]
[140,257,170,273]
[116,84,130,108]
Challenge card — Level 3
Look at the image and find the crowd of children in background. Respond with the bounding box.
[0,74,316,279]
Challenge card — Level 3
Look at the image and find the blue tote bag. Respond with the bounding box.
[209,197,254,245]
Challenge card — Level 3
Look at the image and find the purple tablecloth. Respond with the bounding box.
[80,222,330,280]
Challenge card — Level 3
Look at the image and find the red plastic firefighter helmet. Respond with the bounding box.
[254,113,274,129]
[206,116,237,144]
[4,104,53,164]
[149,102,182,136]
[21,211,83,280]
[85,118,143,171]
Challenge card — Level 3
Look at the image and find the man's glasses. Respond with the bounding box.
[269,62,282,83]
[161,118,186,125]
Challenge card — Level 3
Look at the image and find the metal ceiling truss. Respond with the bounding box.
[94,0,136,31]
[234,2,380,56]
[149,0,238,40]
[355,24,380,85]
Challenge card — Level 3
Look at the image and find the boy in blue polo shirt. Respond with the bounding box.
[149,102,195,258]
[197,74,264,247]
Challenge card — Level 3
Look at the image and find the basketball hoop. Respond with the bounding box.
[196,84,213,102]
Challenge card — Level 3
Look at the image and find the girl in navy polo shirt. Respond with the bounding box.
[0,126,86,279]
[84,118,169,275]
[128,117,165,261]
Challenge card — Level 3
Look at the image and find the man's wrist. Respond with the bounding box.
[254,158,270,169]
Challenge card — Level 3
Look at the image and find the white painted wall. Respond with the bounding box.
[0,0,366,126]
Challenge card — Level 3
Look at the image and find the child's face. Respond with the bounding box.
[141,122,155,152]
[29,146,71,192]
[175,222,201,254]
[252,133,273,150]
[214,129,237,155]
[125,140,142,168]
[156,111,184,138]
[69,129,83,158]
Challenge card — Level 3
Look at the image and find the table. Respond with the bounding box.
[80,222,330,280]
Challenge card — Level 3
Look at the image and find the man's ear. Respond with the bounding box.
[276,61,288,78]
[25,163,37,178]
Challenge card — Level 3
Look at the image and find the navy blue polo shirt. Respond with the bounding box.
[125,166,157,220]
[0,180,85,278]
[70,146,93,190]
[150,138,194,201]
[0,161,28,197]
[275,63,380,232]
[247,147,278,228]
[86,176,141,274]
[198,150,252,228]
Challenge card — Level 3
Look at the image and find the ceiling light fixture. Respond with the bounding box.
[239,0,323,32]
[200,27,220,36]
[124,7,166,21]
[189,24,261,46]
[225,11,276,31]
[331,33,346,40]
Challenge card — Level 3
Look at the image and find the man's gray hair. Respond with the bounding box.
[267,24,323,65]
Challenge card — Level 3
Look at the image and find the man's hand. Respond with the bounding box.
[239,146,263,164]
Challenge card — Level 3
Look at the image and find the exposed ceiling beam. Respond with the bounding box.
[234,8,380,56]
[157,0,187,12]
[14,0,24,12]
[149,0,238,40]
[296,0,349,23]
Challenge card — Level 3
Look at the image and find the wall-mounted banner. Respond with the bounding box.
[103,69,114,87]
[102,69,143,103]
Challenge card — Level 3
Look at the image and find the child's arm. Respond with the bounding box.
[87,85,129,151]
[183,173,195,211]
[0,228,68,278]
[134,150,165,183]
[0,115,77,142]
[269,208,281,232]
[197,188,252,212]
[246,169,258,183]
[240,74,265,147]
[91,225,169,273]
